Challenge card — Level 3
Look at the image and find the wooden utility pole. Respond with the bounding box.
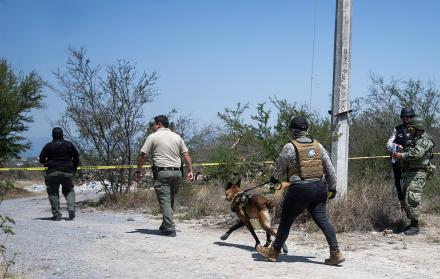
[331,0,352,197]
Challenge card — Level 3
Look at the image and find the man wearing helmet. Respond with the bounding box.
[386,107,415,204]
[393,116,434,235]
[256,116,344,265]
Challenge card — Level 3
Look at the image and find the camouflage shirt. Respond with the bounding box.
[272,136,337,190]
[400,133,434,168]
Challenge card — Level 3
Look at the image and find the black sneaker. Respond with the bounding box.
[68,210,75,220]
[159,225,165,232]
[161,230,176,237]
[403,224,412,232]
[404,226,419,236]
[51,215,62,221]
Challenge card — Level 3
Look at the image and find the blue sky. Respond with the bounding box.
[1,0,439,140]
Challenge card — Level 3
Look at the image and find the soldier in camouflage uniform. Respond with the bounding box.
[393,116,434,235]
[256,116,344,265]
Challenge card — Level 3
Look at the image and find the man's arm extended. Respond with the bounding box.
[182,152,194,181]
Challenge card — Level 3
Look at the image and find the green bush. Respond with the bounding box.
[0,180,17,277]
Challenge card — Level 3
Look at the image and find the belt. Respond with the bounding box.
[157,167,181,171]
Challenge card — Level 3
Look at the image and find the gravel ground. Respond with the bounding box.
[2,192,440,279]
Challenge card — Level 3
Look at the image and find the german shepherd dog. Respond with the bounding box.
[220,179,288,253]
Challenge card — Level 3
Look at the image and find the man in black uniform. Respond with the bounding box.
[386,107,415,203]
[39,127,80,221]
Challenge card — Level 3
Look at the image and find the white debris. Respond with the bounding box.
[26,180,106,193]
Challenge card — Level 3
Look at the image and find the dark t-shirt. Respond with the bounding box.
[39,139,80,173]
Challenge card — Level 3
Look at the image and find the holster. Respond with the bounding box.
[152,165,158,180]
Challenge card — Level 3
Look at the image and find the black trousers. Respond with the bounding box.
[392,163,404,201]
[273,181,339,251]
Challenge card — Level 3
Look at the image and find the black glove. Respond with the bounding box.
[270,175,279,185]
[327,189,337,200]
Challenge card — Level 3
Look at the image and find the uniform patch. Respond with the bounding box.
[307,148,317,158]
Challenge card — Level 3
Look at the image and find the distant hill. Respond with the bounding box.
[20,137,51,158]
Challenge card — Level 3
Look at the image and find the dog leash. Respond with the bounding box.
[242,180,271,193]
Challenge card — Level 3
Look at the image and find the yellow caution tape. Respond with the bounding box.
[348,155,389,160]
[0,165,150,171]
[1,153,439,171]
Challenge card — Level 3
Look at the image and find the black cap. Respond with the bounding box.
[400,107,415,117]
[289,116,309,131]
[52,127,63,140]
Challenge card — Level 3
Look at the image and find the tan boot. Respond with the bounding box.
[256,244,279,262]
[325,249,345,265]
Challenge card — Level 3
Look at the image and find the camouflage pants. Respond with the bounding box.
[401,172,426,220]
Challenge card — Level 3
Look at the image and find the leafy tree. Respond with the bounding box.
[211,98,331,181]
[52,47,157,200]
[0,59,44,164]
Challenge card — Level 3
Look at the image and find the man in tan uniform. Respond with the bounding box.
[135,115,194,237]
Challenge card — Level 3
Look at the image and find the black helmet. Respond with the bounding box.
[400,107,415,117]
[289,116,309,131]
[407,116,426,130]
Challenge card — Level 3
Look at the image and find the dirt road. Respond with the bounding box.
[2,193,439,279]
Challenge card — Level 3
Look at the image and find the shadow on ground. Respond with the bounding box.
[252,252,328,265]
[33,217,72,221]
[213,241,255,252]
[126,228,163,235]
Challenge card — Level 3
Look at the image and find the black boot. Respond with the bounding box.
[404,220,419,235]
[68,210,75,220]
[51,215,62,221]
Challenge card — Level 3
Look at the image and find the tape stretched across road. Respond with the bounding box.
[1,153,439,171]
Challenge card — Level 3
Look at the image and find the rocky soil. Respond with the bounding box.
[2,191,440,279]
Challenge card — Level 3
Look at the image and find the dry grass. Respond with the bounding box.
[93,175,439,233]
[423,174,440,213]
[176,181,229,220]
[93,181,230,219]
[0,179,39,199]
[0,267,25,279]
[327,177,407,233]
[93,188,160,215]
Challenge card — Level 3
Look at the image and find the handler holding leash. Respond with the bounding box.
[134,115,194,237]
[257,116,345,265]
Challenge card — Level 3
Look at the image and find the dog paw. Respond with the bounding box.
[220,233,229,240]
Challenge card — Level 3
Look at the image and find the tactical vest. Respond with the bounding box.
[394,124,408,147]
[288,139,324,180]
[400,133,434,170]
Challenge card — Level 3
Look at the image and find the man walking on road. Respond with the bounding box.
[256,116,344,265]
[135,115,194,237]
[39,127,80,221]
[393,116,434,235]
